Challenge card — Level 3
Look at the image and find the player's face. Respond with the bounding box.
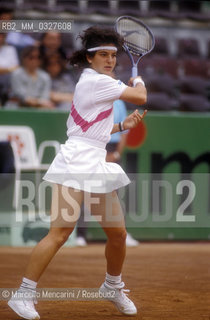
[87,47,117,76]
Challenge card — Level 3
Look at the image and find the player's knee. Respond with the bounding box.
[109,230,127,247]
[49,229,72,247]
[58,232,70,246]
[56,232,71,247]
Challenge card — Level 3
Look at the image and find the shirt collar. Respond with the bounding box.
[83,68,99,75]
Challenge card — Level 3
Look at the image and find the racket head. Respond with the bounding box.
[115,16,155,58]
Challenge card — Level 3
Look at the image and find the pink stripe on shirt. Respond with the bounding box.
[71,103,113,132]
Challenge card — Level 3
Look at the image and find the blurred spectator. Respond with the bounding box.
[0,32,19,106]
[45,55,75,110]
[0,33,19,75]
[0,8,37,52]
[39,32,67,67]
[7,46,54,109]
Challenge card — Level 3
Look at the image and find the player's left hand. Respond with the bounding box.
[123,109,147,130]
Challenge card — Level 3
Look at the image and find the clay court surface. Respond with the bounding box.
[0,242,210,320]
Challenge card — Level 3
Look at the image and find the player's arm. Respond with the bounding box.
[111,109,147,134]
[120,77,147,105]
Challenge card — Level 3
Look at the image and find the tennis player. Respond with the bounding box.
[8,26,147,319]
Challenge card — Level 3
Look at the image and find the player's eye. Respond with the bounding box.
[99,52,107,56]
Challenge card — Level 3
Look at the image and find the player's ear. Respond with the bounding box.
[86,54,92,64]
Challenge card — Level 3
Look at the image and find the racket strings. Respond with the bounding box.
[124,41,148,55]
[117,18,154,55]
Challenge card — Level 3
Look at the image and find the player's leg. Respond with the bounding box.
[86,191,137,315]
[24,184,83,281]
[89,191,126,275]
[8,184,83,320]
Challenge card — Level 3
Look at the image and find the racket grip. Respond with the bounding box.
[132,66,138,78]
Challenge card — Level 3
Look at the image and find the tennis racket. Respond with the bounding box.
[115,16,155,78]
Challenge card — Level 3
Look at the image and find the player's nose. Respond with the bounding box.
[106,54,113,63]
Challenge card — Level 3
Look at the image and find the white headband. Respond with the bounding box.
[87,46,118,52]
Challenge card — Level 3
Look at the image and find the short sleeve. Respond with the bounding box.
[95,75,127,104]
[8,46,19,68]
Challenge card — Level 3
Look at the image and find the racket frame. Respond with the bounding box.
[115,16,155,77]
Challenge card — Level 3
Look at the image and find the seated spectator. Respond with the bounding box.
[0,7,37,53]
[39,32,67,67]
[7,46,54,109]
[45,55,75,110]
[0,33,19,75]
[0,32,19,106]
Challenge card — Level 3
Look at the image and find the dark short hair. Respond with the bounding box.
[69,26,124,68]
[20,46,39,64]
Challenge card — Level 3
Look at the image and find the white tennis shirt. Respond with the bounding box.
[66,68,127,145]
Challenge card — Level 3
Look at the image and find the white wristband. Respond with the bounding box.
[133,78,145,87]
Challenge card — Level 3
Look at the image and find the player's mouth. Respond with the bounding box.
[104,66,112,70]
[104,66,113,73]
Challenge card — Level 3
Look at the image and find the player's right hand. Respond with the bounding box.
[128,76,144,87]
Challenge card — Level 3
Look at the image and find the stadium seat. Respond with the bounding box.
[147,55,179,78]
[147,37,180,77]
[86,1,111,14]
[179,58,210,79]
[200,2,210,21]
[118,0,141,16]
[21,0,50,11]
[176,1,208,20]
[0,1,16,9]
[177,1,201,13]
[145,73,178,97]
[148,1,179,19]
[179,94,210,112]
[149,0,170,12]
[179,76,210,97]
[136,56,153,78]
[56,0,80,13]
[153,37,169,55]
[177,38,200,58]
[145,92,177,111]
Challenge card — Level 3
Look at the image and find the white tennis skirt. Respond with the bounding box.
[43,136,130,193]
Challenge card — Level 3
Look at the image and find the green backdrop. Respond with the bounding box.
[0,109,209,241]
